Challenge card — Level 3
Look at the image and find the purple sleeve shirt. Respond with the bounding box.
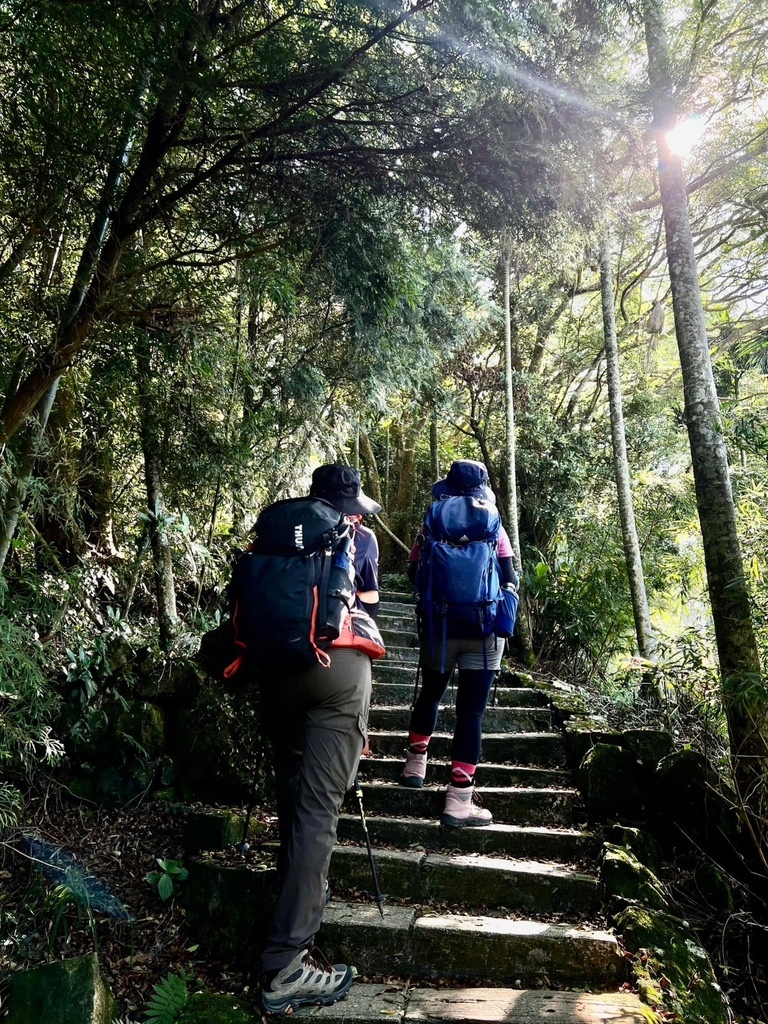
[353,523,379,593]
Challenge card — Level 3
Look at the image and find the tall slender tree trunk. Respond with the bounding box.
[136,335,178,651]
[599,234,656,663]
[430,413,439,483]
[501,240,534,666]
[644,0,766,818]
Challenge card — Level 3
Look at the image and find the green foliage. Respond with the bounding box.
[146,859,189,902]
[0,616,63,771]
[145,971,192,1024]
[47,867,99,952]
[0,783,22,829]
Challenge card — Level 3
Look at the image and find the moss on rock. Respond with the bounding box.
[601,844,669,912]
[579,742,640,815]
[615,905,728,1024]
[178,990,260,1024]
[7,954,116,1024]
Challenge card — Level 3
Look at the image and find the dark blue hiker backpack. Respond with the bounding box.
[224,497,356,675]
[415,495,502,667]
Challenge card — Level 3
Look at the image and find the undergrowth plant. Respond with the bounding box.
[145,970,192,1024]
[146,859,188,902]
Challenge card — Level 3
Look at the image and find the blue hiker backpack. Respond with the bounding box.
[225,497,356,675]
[415,495,502,659]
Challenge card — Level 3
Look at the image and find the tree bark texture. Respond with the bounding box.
[136,336,178,651]
[644,0,766,811]
[599,235,656,662]
[502,242,534,665]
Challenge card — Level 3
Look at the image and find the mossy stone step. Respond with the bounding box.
[379,601,418,617]
[292,983,650,1023]
[371,682,547,708]
[373,663,422,684]
[329,846,599,915]
[336,812,595,863]
[368,706,552,734]
[379,613,419,632]
[318,902,626,988]
[383,645,420,664]
[358,756,568,789]
[343,781,577,827]
[368,730,566,767]
[381,628,419,649]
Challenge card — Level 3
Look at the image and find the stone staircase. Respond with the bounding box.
[314,594,649,1023]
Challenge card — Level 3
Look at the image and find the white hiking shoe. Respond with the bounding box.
[260,947,355,1016]
[441,784,493,828]
[400,747,427,788]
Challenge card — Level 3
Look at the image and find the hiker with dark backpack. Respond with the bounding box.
[399,460,518,827]
[226,465,384,1016]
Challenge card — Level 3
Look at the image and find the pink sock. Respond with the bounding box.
[409,732,431,754]
[451,761,476,787]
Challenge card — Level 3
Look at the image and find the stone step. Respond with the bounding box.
[373,663,420,684]
[381,628,419,649]
[379,601,417,616]
[336,813,597,863]
[329,846,599,915]
[343,781,577,827]
[310,983,650,1024]
[317,901,626,988]
[380,591,415,604]
[368,706,552,734]
[368,731,566,768]
[379,613,419,632]
[371,682,547,707]
[383,645,420,664]
[358,756,569,790]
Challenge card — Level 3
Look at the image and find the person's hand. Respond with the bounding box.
[361,735,371,757]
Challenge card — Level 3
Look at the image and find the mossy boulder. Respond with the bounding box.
[7,954,116,1024]
[579,742,640,815]
[620,730,674,773]
[615,904,728,1024]
[136,658,206,706]
[601,844,669,912]
[563,719,621,770]
[178,990,260,1024]
[607,826,662,875]
[653,749,738,848]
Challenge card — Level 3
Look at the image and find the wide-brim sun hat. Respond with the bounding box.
[431,459,496,504]
[310,464,382,516]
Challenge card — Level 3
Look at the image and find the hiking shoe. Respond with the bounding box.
[400,747,427,788]
[441,784,493,828]
[260,947,355,1016]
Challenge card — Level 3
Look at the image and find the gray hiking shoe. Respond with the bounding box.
[260,946,355,1016]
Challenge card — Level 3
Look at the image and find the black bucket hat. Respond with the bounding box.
[310,464,382,516]
[431,459,496,503]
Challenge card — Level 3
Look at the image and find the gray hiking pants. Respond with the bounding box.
[259,647,371,973]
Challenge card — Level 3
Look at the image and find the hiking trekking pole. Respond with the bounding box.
[353,773,385,917]
[410,660,421,710]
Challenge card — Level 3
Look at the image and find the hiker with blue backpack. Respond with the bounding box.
[400,460,519,827]
[226,465,384,1016]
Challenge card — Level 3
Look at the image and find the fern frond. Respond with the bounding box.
[145,971,190,1024]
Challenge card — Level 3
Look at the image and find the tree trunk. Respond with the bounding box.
[0,381,60,574]
[136,335,178,651]
[501,241,534,666]
[360,431,384,507]
[430,413,439,483]
[599,234,656,662]
[644,0,767,818]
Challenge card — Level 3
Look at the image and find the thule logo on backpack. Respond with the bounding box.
[294,525,304,549]
[460,534,469,542]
